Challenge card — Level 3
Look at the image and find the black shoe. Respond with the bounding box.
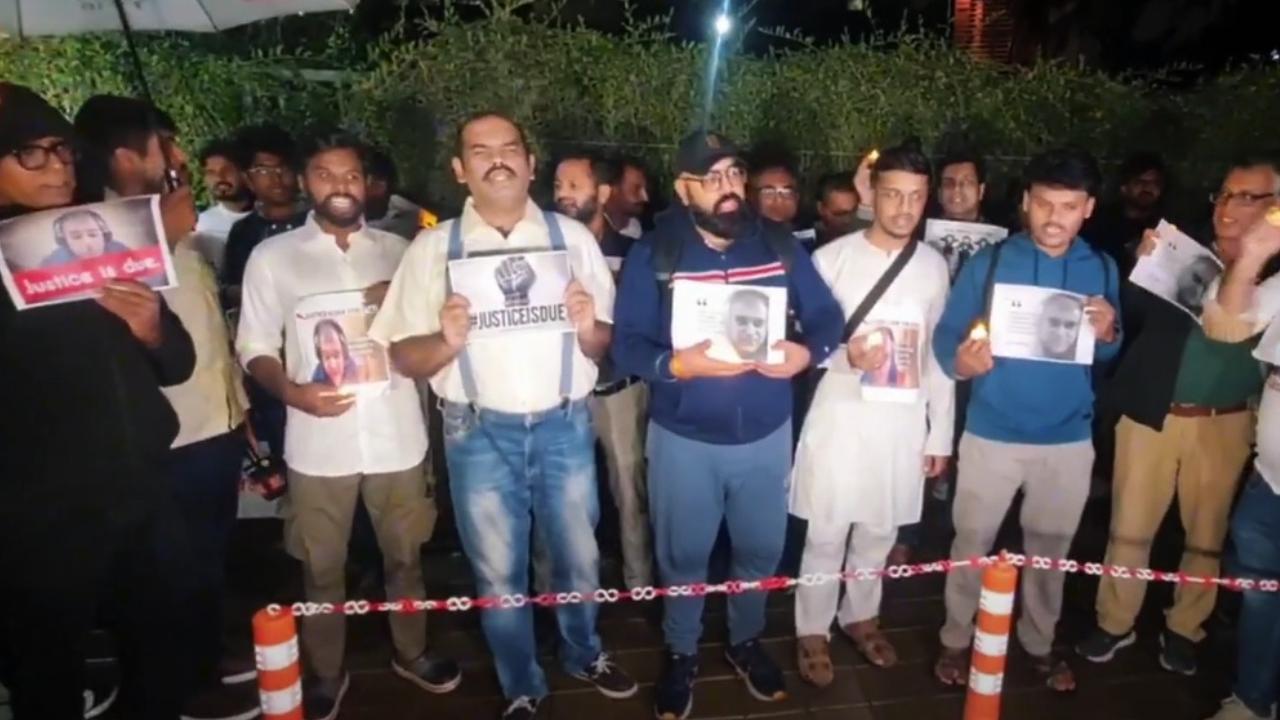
[1158,630,1197,676]
[569,652,638,699]
[725,639,787,702]
[501,696,542,719]
[1075,627,1136,663]
[653,652,698,720]
[302,674,350,720]
[83,686,119,720]
[392,654,463,694]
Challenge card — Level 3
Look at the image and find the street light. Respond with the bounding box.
[714,13,732,36]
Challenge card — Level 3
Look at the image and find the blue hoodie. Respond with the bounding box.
[612,207,844,445]
[933,233,1122,445]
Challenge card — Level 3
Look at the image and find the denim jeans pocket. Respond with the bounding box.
[441,405,479,444]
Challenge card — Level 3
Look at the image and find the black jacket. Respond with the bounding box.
[219,210,307,303]
[1106,282,1195,431]
[0,210,195,572]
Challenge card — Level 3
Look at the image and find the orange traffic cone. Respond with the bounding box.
[963,555,1019,720]
[254,608,304,720]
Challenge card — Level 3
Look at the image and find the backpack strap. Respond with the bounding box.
[980,240,1006,325]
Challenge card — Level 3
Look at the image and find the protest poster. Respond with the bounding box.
[924,219,1009,279]
[671,280,788,364]
[293,290,391,396]
[1129,219,1223,319]
[854,304,925,403]
[989,283,1096,365]
[0,195,176,310]
[446,250,574,341]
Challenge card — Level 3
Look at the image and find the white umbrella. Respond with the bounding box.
[0,0,356,37]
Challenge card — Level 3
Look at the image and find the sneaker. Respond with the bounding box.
[180,684,261,720]
[569,652,638,699]
[1159,630,1197,676]
[501,696,542,719]
[302,674,350,720]
[218,656,258,686]
[653,652,698,720]
[1075,627,1136,663]
[725,639,787,703]
[1205,696,1275,720]
[84,686,119,720]
[391,654,462,694]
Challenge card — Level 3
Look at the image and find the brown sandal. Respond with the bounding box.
[796,635,834,687]
[842,619,899,668]
[934,646,968,686]
[1029,653,1076,693]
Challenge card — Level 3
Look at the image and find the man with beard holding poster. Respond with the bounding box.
[370,113,635,720]
[611,129,844,720]
[237,134,459,720]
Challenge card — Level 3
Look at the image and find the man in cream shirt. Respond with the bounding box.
[237,134,458,720]
[369,112,636,720]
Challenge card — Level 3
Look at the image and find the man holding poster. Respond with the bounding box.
[611,129,843,719]
[789,144,954,683]
[237,134,459,719]
[369,112,635,720]
[932,148,1121,693]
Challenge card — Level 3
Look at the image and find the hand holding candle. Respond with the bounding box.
[1239,207,1280,264]
[968,321,988,341]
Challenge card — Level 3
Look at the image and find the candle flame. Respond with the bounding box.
[867,149,880,162]
[969,322,989,341]
[865,332,883,348]
[1267,207,1280,227]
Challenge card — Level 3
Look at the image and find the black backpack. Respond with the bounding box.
[979,240,1112,322]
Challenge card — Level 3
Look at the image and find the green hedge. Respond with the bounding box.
[2,14,1278,211]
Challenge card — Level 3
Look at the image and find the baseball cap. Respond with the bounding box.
[0,83,76,158]
[674,129,741,176]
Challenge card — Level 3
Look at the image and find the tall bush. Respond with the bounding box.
[1,13,1277,212]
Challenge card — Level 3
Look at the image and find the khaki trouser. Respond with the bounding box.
[1096,412,1254,641]
[591,382,652,589]
[285,463,437,679]
[940,434,1094,656]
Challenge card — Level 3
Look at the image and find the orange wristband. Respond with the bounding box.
[669,354,687,380]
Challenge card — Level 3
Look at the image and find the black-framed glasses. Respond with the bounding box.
[683,162,747,191]
[10,141,76,171]
[757,186,798,201]
[1210,190,1276,207]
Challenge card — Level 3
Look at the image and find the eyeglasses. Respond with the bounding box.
[685,163,747,191]
[941,178,979,191]
[757,187,798,201]
[1210,190,1276,207]
[9,141,76,171]
[248,165,291,178]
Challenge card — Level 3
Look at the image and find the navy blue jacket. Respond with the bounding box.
[612,207,844,445]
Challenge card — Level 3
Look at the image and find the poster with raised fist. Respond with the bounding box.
[446,250,574,341]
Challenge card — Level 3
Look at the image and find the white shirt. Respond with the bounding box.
[790,232,955,527]
[1224,272,1280,492]
[235,215,428,477]
[194,204,251,272]
[162,236,250,448]
[368,198,615,414]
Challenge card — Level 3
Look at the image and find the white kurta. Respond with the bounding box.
[789,231,955,528]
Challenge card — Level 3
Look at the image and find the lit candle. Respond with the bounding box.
[969,322,989,341]
[867,149,880,163]
[865,331,883,348]
[1267,206,1280,227]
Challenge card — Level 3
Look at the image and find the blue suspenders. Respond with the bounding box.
[445,211,577,408]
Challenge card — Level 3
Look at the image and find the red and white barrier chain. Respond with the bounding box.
[265,552,1280,618]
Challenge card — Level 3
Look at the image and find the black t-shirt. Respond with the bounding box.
[219,210,308,303]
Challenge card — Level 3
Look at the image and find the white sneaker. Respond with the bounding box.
[84,686,119,719]
[1206,696,1276,720]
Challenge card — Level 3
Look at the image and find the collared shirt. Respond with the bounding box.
[162,236,250,448]
[369,198,616,414]
[194,204,252,271]
[236,215,427,477]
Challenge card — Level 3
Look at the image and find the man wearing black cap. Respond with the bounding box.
[0,83,198,720]
[612,129,844,720]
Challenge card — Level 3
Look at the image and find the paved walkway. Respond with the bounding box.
[218,494,1237,720]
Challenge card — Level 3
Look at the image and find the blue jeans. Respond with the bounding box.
[1228,472,1280,718]
[647,421,791,655]
[442,400,603,701]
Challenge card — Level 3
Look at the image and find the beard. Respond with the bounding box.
[690,194,749,240]
[315,193,364,228]
[556,196,598,224]
[212,183,249,203]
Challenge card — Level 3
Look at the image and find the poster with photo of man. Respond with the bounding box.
[292,290,391,396]
[446,250,574,341]
[0,195,176,310]
[988,283,1096,365]
[670,280,787,364]
[1129,219,1223,319]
